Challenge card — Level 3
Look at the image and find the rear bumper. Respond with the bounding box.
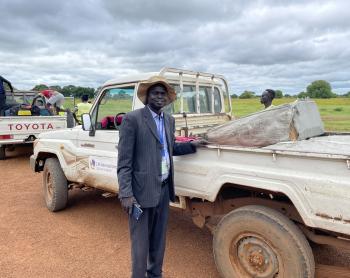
[0,134,38,145]
[0,139,28,145]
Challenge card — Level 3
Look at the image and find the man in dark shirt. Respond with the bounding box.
[260,89,276,109]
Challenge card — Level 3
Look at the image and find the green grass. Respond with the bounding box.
[64,98,132,120]
[63,98,78,110]
[232,97,350,132]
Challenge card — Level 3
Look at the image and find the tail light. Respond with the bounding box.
[0,135,13,140]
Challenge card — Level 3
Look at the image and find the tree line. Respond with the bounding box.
[31,84,96,98]
[32,79,350,100]
[231,80,350,99]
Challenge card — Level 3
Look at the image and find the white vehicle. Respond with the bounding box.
[0,90,69,160]
[30,68,350,277]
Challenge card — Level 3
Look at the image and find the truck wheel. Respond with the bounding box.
[43,158,68,212]
[213,205,314,278]
[0,145,5,160]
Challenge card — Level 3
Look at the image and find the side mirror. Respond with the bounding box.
[81,113,92,131]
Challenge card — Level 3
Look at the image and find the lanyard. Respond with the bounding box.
[157,116,166,157]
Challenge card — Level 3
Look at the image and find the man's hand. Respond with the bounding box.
[190,139,209,148]
[120,196,137,215]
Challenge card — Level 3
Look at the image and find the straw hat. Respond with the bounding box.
[137,76,176,105]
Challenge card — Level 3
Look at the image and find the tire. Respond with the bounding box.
[43,158,68,212]
[213,205,315,278]
[0,145,5,160]
[6,145,15,152]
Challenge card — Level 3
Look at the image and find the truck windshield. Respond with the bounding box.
[94,86,135,130]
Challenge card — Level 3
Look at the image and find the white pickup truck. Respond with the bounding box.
[30,68,350,278]
[0,90,69,160]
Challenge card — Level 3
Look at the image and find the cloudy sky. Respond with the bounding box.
[1,0,350,95]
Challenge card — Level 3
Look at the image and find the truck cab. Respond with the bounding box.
[33,68,232,192]
[83,67,232,136]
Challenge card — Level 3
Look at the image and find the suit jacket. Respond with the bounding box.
[117,106,196,208]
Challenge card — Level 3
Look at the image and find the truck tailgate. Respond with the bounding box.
[0,116,67,143]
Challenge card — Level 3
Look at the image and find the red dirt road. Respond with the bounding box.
[1,146,350,277]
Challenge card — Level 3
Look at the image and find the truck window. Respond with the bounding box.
[94,86,135,130]
[6,92,36,106]
[198,86,210,113]
[212,87,222,113]
[163,84,196,114]
[2,81,11,93]
[198,86,222,113]
[164,85,222,114]
[182,85,196,113]
[164,84,180,114]
[222,86,231,114]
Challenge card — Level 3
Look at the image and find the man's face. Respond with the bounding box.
[260,91,271,104]
[147,84,169,110]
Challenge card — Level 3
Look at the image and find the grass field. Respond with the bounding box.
[64,97,350,132]
[232,97,350,132]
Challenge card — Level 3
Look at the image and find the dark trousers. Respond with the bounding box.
[129,183,170,278]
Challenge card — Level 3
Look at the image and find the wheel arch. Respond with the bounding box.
[209,177,314,228]
[35,151,61,172]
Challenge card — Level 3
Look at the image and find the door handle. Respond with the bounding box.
[81,143,95,148]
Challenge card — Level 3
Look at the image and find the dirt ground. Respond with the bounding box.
[1,145,350,278]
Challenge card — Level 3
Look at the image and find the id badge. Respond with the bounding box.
[161,157,168,175]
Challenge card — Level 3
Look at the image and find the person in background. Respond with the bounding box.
[260,89,276,109]
[0,76,13,116]
[40,89,65,115]
[73,94,92,124]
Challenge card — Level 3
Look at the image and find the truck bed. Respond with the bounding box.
[174,134,350,235]
[263,135,350,157]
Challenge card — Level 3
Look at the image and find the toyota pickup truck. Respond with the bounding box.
[30,68,350,278]
[0,90,71,160]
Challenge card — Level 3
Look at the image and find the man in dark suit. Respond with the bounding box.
[117,76,201,278]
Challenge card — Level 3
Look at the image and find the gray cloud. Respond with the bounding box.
[1,0,350,95]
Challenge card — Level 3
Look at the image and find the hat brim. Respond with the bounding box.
[137,79,176,105]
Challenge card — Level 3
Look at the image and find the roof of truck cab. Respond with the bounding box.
[102,72,159,87]
[102,71,226,88]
